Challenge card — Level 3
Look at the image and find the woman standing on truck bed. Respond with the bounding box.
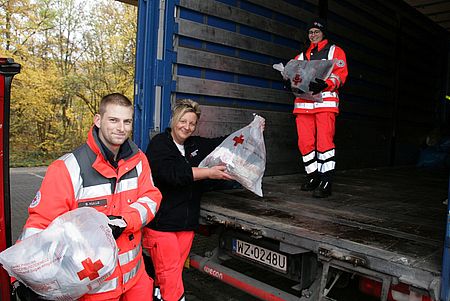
[142,99,233,301]
[292,18,348,198]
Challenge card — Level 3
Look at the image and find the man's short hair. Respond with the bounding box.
[99,93,133,115]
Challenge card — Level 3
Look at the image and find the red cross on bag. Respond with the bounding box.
[292,74,302,85]
[233,134,244,146]
[77,258,104,280]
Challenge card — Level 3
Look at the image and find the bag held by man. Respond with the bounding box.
[0,207,118,300]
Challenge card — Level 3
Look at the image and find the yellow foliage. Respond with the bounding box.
[3,0,137,166]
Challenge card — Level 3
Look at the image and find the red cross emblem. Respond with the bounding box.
[292,74,302,85]
[77,258,104,280]
[233,134,244,146]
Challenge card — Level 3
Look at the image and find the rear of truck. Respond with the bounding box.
[133,0,450,300]
[195,167,447,301]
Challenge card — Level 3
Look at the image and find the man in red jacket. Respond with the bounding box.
[291,18,348,198]
[13,93,162,300]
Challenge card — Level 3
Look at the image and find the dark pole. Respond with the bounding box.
[0,58,21,301]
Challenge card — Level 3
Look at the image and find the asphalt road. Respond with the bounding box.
[9,167,259,301]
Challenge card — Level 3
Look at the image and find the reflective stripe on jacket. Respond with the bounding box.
[19,126,162,299]
[293,39,348,114]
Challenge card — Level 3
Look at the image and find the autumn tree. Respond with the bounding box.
[78,0,137,115]
[1,0,137,166]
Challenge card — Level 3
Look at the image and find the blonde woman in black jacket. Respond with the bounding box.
[143,99,233,301]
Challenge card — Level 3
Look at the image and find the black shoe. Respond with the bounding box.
[312,181,332,198]
[301,175,320,191]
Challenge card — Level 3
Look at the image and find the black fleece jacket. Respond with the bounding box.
[145,128,224,232]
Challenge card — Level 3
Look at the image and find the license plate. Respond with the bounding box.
[232,239,287,273]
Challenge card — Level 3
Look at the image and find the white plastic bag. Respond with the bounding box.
[0,207,118,300]
[199,115,266,197]
[273,59,335,102]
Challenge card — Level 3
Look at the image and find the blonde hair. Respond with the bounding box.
[170,99,201,129]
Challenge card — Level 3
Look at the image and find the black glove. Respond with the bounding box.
[309,78,328,95]
[107,215,127,239]
[13,281,43,301]
[282,79,292,91]
[291,87,305,95]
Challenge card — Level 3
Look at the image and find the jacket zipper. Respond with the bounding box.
[185,156,191,228]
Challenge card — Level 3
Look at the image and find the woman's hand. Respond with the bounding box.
[208,165,234,180]
[193,165,233,181]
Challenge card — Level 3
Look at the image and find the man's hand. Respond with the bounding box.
[107,215,127,239]
[13,281,43,301]
[309,78,328,95]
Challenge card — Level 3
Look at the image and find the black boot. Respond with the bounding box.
[312,180,332,198]
[301,173,320,191]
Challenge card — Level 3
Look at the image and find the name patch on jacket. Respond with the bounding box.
[78,199,107,208]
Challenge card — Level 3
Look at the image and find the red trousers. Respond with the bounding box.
[79,271,154,301]
[142,228,195,301]
[295,112,336,176]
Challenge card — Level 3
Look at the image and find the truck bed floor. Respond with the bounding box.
[200,167,448,282]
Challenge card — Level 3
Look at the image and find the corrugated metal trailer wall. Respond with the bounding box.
[173,0,308,175]
[138,0,449,175]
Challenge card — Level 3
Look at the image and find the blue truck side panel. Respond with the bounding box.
[134,0,177,151]
[133,0,157,149]
[134,0,306,151]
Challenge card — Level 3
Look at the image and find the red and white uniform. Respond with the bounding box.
[18,126,162,300]
[143,229,194,301]
[293,39,348,177]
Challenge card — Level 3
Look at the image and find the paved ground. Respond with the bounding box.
[9,167,259,301]
[10,167,46,242]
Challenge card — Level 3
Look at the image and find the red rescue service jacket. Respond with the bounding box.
[293,39,348,114]
[18,126,162,300]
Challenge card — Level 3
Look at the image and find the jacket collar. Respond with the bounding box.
[306,39,329,59]
[313,39,329,51]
